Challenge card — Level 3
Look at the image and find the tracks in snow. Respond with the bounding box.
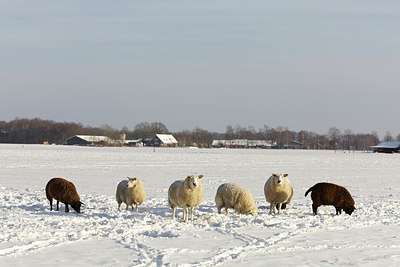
[1,188,399,266]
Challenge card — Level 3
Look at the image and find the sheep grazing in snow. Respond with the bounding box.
[45,177,83,213]
[215,183,258,215]
[305,182,355,215]
[168,175,204,222]
[264,173,294,214]
[116,177,147,212]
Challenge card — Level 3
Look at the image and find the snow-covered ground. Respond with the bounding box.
[1,144,399,266]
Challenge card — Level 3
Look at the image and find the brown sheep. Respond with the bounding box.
[304,182,355,215]
[45,177,83,213]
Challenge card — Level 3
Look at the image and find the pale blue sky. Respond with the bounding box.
[1,0,399,138]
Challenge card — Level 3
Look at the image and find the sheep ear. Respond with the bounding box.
[80,201,84,205]
[284,174,288,177]
[132,177,137,181]
[198,175,203,179]
[272,173,277,177]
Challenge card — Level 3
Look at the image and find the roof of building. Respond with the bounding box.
[212,139,273,147]
[125,139,143,144]
[155,134,178,144]
[370,141,400,149]
[72,135,113,143]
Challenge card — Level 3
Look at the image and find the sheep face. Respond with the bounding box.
[186,175,203,190]
[127,177,138,188]
[70,201,83,213]
[344,206,355,215]
[271,173,288,185]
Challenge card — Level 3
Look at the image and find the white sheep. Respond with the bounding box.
[215,183,258,215]
[264,173,293,214]
[116,177,146,212]
[168,175,204,222]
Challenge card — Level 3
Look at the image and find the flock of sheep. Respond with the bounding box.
[45,174,356,221]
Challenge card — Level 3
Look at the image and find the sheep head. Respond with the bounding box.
[185,175,203,190]
[271,173,288,185]
[70,201,83,213]
[127,177,138,188]
[344,206,356,215]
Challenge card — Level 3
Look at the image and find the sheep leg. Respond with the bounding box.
[216,197,224,214]
[65,204,69,213]
[172,207,176,219]
[277,203,282,214]
[117,203,121,211]
[190,207,194,221]
[49,198,53,211]
[312,203,318,215]
[217,207,222,214]
[184,207,188,222]
[216,202,223,214]
[56,200,60,211]
[225,207,228,215]
[128,204,134,211]
[269,203,276,214]
[135,205,139,212]
[335,207,341,215]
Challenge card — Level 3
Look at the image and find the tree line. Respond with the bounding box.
[0,117,397,150]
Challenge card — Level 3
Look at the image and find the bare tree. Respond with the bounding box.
[132,122,169,139]
[343,129,353,152]
[225,125,234,140]
[384,131,393,142]
[192,127,212,148]
[328,127,342,150]
[100,124,121,141]
[315,134,329,149]
[133,122,150,139]
[174,130,193,147]
[266,127,280,145]
[234,125,247,139]
[0,118,393,150]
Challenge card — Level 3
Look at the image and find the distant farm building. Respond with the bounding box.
[212,139,274,149]
[370,141,400,153]
[287,140,303,149]
[65,135,114,146]
[124,139,144,147]
[149,134,178,147]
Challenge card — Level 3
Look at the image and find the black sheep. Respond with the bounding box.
[305,182,355,215]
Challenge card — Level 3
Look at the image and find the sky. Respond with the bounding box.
[1,0,400,138]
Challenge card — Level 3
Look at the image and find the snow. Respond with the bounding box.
[1,144,399,266]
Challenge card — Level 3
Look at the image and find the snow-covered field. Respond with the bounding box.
[1,144,399,266]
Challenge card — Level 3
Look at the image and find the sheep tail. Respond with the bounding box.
[304,186,314,197]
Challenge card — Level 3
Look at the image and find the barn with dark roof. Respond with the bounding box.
[370,141,400,153]
[149,134,178,147]
[64,135,113,146]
